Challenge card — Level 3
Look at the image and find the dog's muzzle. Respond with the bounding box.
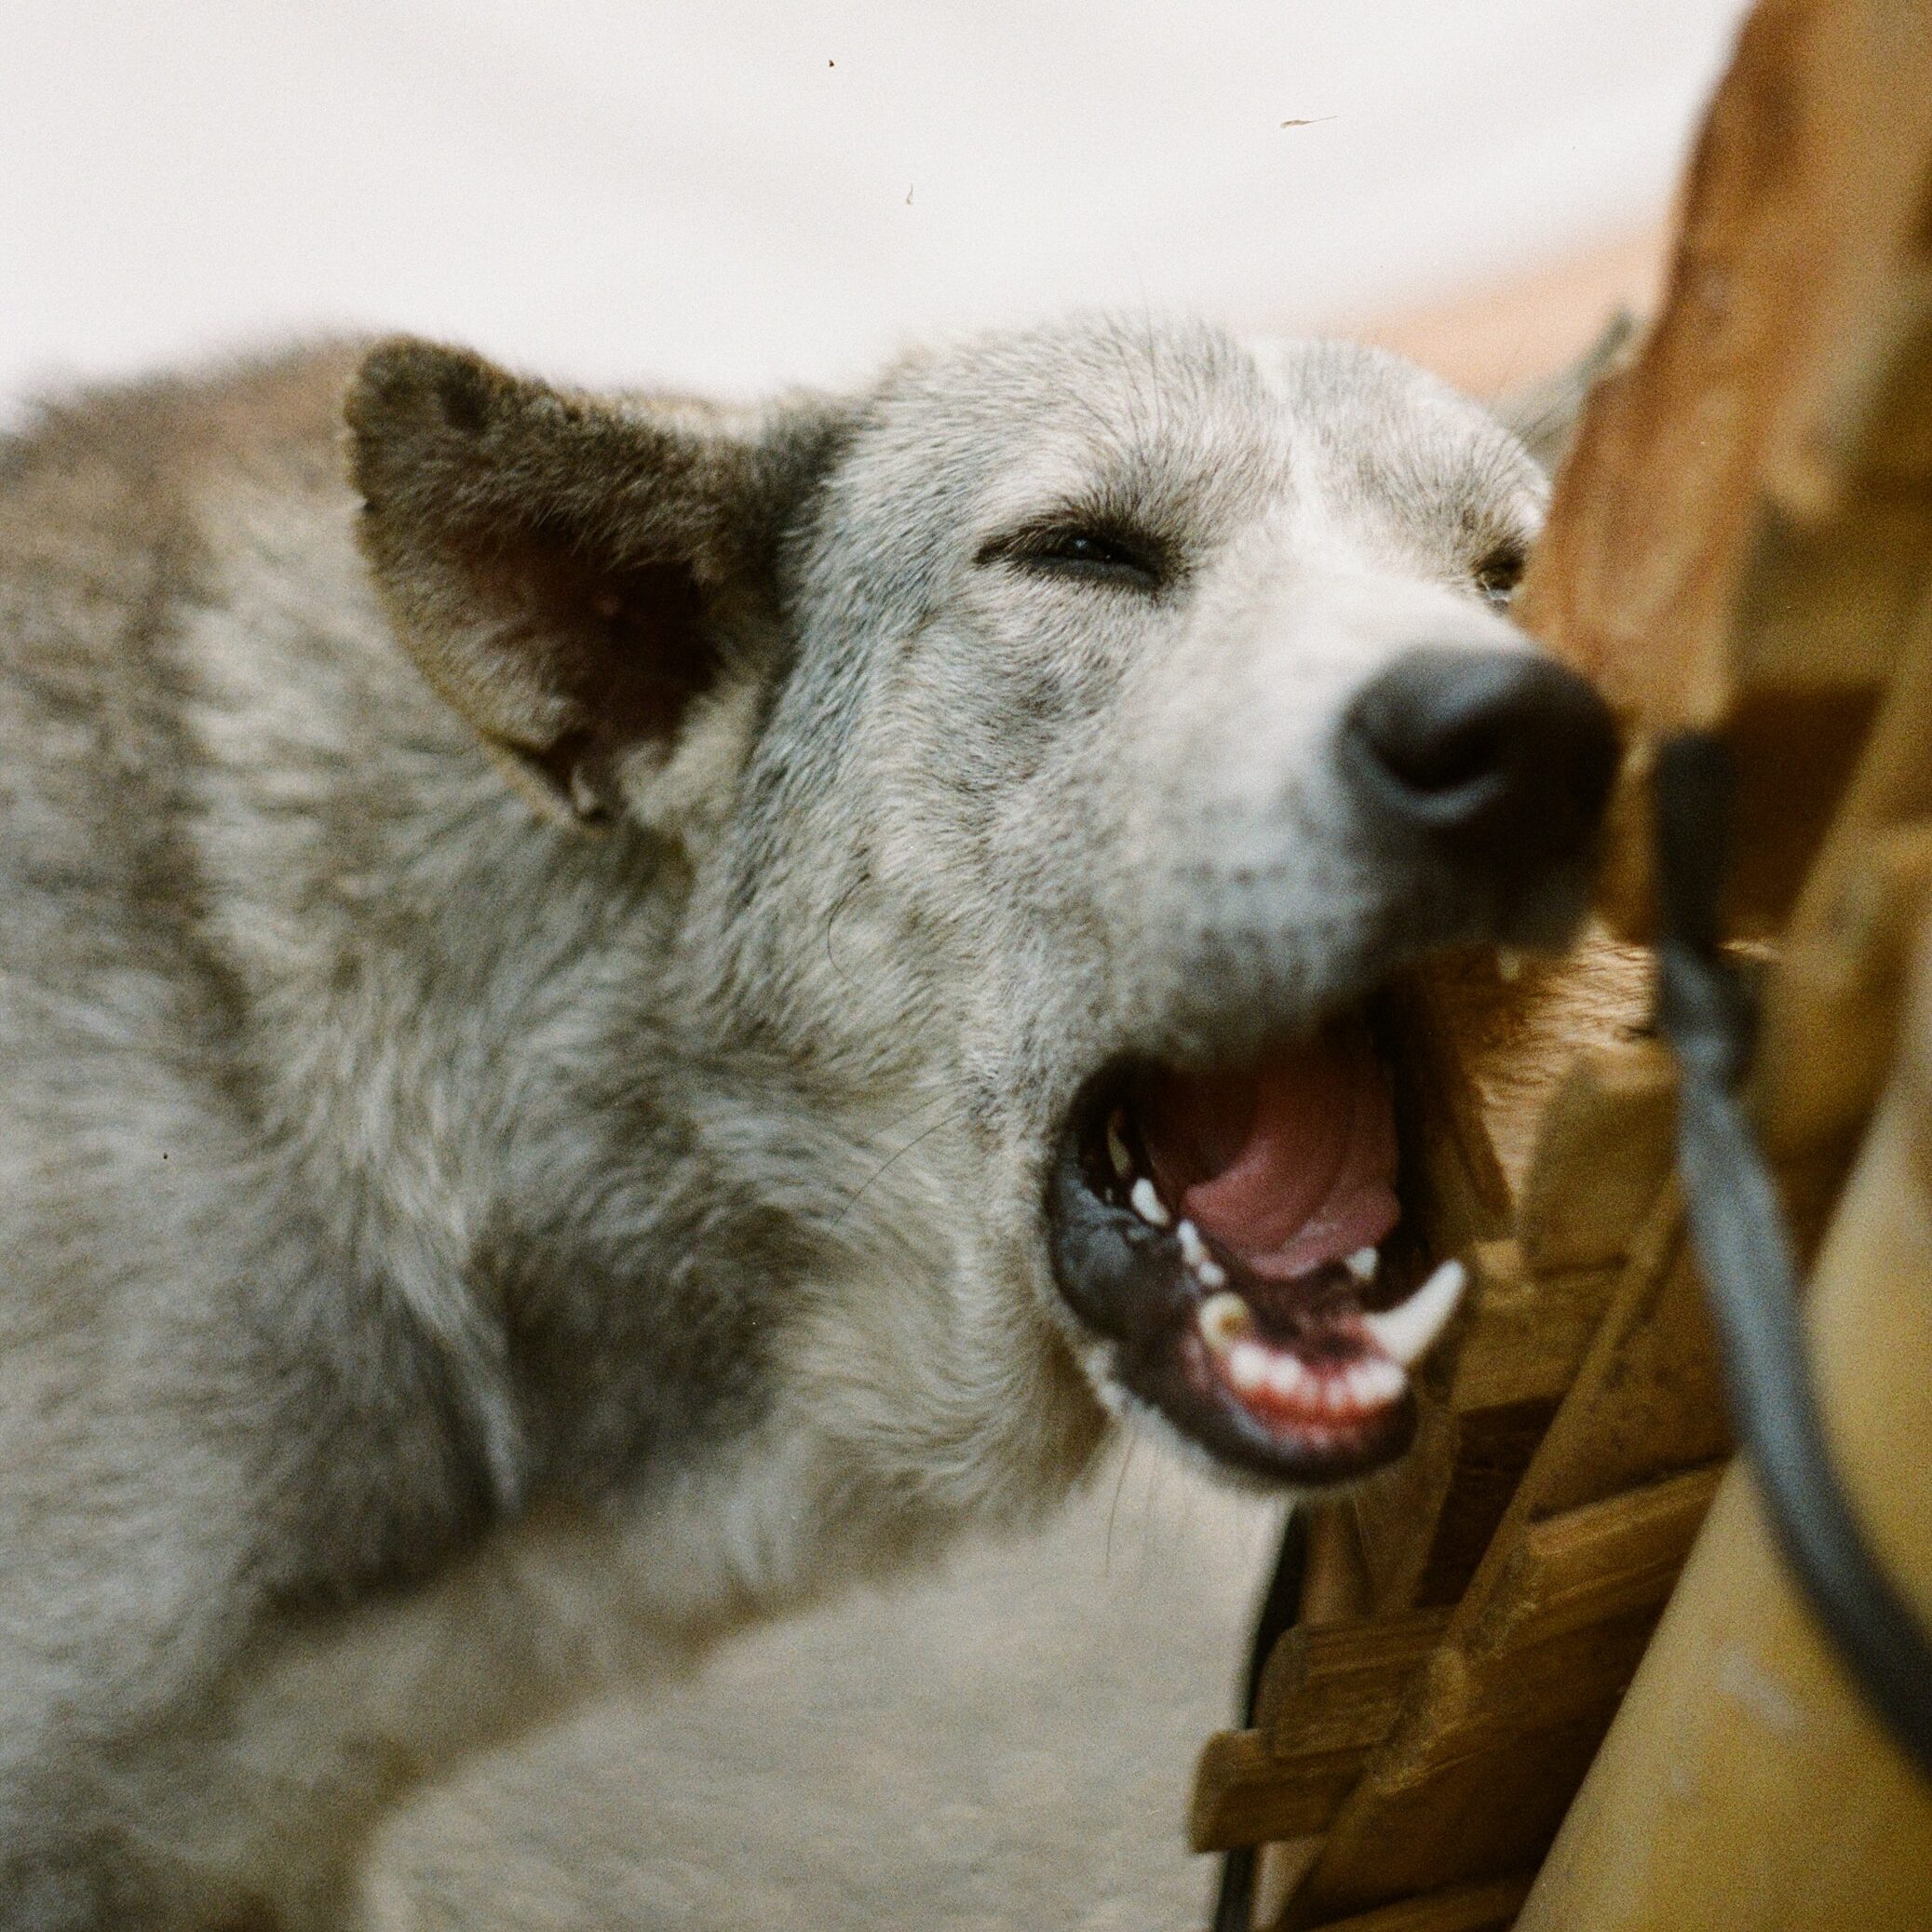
[1044,645,1618,1485]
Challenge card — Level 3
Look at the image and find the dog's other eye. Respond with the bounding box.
[983,522,1169,592]
[1473,542,1527,607]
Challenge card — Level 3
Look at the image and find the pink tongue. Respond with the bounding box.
[1136,1022,1399,1281]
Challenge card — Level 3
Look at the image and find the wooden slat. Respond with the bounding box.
[1345,939,1655,1616]
[1489,1465,1723,1651]
[1191,1732,1374,1854]
[1761,601,1932,1164]
[1256,1610,1452,1744]
[1520,0,1932,733]
[1346,1397,1470,1619]
[1193,1613,1452,1854]
[1520,1236,1729,1520]
[1273,1217,1729,1919]
[1515,1041,1676,1272]
[1448,1241,1620,1412]
[1300,1874,1533,1932]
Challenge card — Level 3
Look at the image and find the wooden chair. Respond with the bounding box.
[1190,5,1932,1924]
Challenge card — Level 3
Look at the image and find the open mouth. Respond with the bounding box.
[1046,1014,1466,1484]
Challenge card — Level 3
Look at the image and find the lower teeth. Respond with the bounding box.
[1196,1290,1251,1350]
[1227,1341,1271,1393]
[1194,1264,1452,1416]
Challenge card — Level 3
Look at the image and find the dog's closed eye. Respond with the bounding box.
[1472,540,1527,608]
[980,519,1171,593]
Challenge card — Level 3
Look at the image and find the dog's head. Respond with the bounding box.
[347,317,1615,1507]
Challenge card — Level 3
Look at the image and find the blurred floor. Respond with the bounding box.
[366,1457,1284,1931]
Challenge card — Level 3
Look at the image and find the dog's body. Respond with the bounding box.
[0,317,1609,1926]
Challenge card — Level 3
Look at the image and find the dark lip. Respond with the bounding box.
[1044,1059,1419,1486]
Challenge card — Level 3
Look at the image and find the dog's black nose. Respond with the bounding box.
[1342,646,1619,865]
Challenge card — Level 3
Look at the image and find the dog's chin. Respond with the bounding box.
[1042,1008,1469,1487]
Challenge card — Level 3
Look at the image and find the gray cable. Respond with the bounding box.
[1655,732,1932,1783]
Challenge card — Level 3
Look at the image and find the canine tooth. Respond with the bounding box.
[1177,1220,1209,1268]
[1228,1341,1271,1393]
[1196,1291,1251,1353]
[1196,1256,1228,1290]
[1129,1177,1170,1228]
[1360,1259,1467,1368]
[1345,1247,1379,1283]
[1106,1109,1133,1181]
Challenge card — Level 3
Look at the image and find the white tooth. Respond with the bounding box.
[1228,1341,1270,1393]
[1497,947,1525,982]
[1360,1259,1468,1368]
[1196,1291,1250,1353]
[1129,1177,1170,1228]
[1177,1220,1209,1268]
[1348,1357,1407,1405]
[1346,1247,1380,1282]
[1266,1351,1311,1400]
[1106,1109,1133,1181]
[1323,1373,1358,1415]
[1196,1256,1228,1290]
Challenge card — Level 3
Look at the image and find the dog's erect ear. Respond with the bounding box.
[345,337,842,828]
[1496,309,1641,475]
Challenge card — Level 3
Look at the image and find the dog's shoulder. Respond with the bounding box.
[0,341,367,598]
[2,340,364,488]
[0,342,372,839]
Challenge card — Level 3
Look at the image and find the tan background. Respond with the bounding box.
[7,2,1720,409]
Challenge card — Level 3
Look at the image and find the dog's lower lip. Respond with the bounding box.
[1186,1255,1464,1436]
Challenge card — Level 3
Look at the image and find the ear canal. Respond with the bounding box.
[345,336,808,827]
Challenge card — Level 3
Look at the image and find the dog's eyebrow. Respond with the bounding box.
[975,497,1164,547]
[973,449,1197,541]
